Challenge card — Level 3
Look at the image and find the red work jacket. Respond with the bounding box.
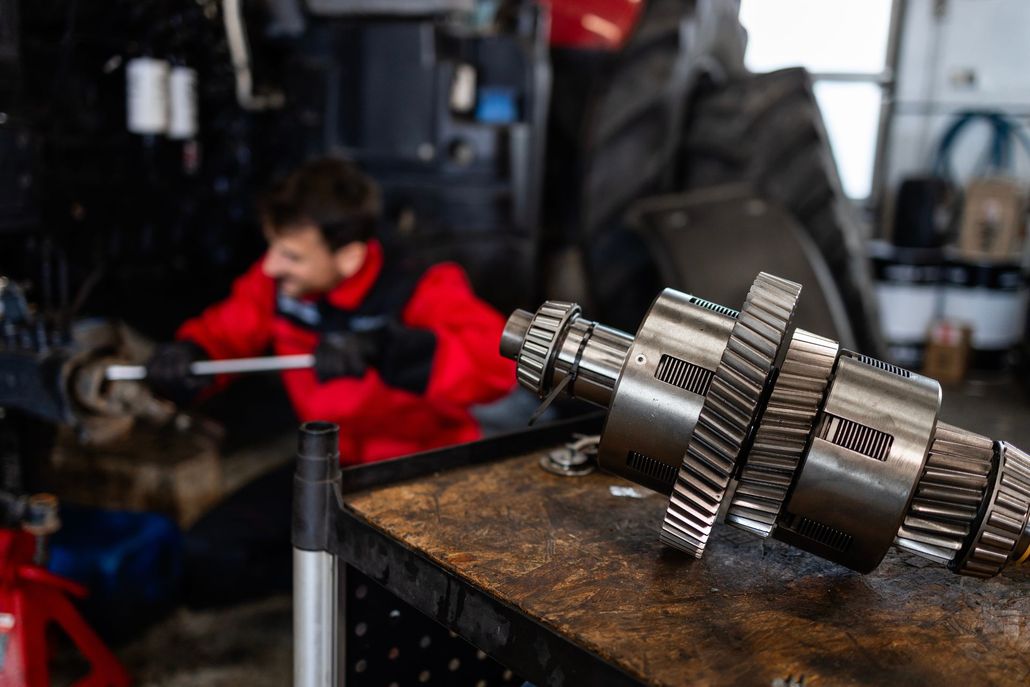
[176,241,515,464]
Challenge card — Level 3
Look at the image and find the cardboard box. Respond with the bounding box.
[923,320,973,385]
[956,178,1028,261]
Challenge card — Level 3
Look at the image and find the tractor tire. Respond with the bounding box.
[578,0,747,331]
[578,0,688,331]
[680,67,884,355]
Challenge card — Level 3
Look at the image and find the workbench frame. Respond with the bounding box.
[290,414,645,687]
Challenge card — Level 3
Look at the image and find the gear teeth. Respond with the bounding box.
[894,424,994,565]
[953,442,1030,578]
[661,273,801,557]
[515,301,580,394]
[726,329,838,537]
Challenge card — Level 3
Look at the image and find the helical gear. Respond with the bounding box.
[660,273,802,557]
[725,329,838,537]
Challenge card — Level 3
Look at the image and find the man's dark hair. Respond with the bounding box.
[259,157,381,250]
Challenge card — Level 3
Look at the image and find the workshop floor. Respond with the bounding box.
[116,595,292,687]
[64,374,1030,686]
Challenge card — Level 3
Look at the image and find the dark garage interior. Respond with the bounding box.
[0,1,1028,685]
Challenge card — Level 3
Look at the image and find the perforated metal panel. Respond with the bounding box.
[346,567,523,686]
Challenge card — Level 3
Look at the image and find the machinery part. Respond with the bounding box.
[104,354,315,381]
[726,328,838,537]
[74,356,175,419]
[549,318,634,408]
[539,435,598,477]
[600,289,734,494]
[2,303,201,438]
[953,442,1030,578]
[894,423,993,565]
[500,271,1030,578]
[661,272,801,557]
[775,351,941,572]
[0,350,75,426]
[222,0,285,111]
[510,301,581,395]
[72,355,180,445]
[681,68,884,356]
[505,289,736,492]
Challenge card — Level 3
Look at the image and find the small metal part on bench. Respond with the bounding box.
[539,435,599,477]
[500,271,1030,578]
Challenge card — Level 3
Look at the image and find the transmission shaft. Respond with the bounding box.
[500,273,1030,578]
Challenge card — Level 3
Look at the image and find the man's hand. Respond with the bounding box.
[145,341,212,404]
[314,324,437,392]
[314,332,378,382]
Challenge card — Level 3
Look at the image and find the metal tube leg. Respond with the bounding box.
[292,421,343,686]
[293,549,339,687]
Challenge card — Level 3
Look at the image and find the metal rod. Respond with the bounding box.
[103,354,315,381]
[294,421,342,687]
[870,0,909,224]
[293,549,340,687]
[807,71,892,84]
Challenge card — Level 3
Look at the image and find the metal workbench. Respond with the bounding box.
[292,411,1029,687]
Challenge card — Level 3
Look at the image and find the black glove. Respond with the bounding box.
[314,323,437,393]
[376,322,436,394]
[314,331,378,382]
[145,341,211,404]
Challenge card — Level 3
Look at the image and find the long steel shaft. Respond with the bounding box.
[104,354,315,381]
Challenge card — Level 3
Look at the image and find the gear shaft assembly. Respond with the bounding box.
[500,273,1030,577]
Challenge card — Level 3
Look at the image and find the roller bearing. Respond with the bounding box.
[894,424,994,565]
[515,301,580,395]
[953,442,1030,578]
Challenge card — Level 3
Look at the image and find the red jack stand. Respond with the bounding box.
[0,529,131,687]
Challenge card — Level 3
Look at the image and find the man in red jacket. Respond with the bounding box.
[147,157,515,464]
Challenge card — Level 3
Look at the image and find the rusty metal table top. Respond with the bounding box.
[337,412,1029,687]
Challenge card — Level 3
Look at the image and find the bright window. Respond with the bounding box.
[739,0,895,199]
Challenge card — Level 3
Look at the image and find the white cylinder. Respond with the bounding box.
[127,57,170,135]
[870,242,943,367]
[450,63,477,114]
[942,287,1028,350]
[876,283,940,344]
[941,260,1028,350]
[168,66,199,140]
